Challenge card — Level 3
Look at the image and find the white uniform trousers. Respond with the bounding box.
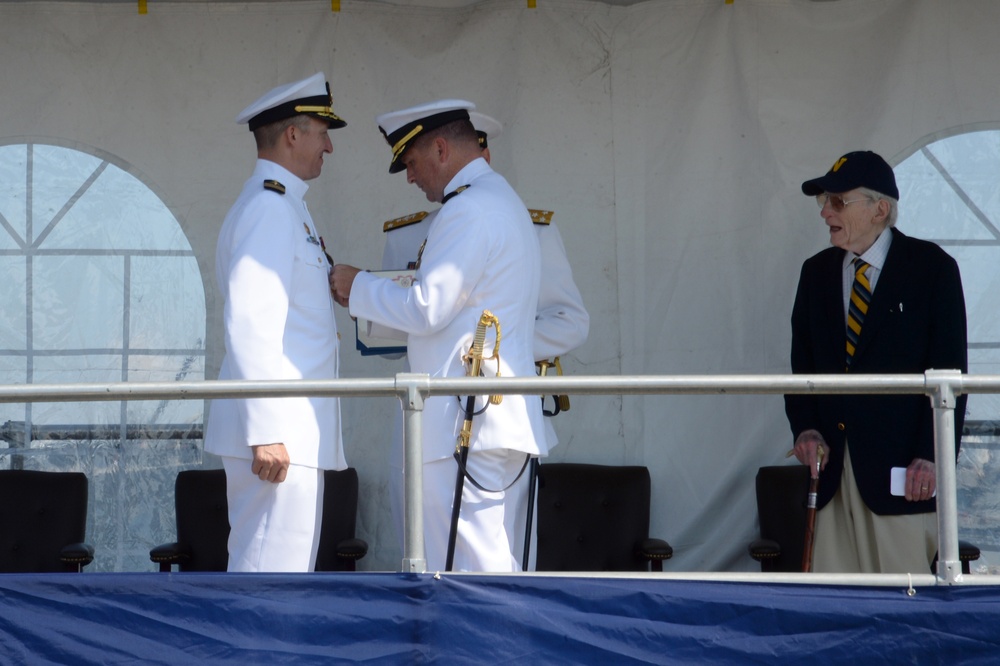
[222,457,324,572]
[423,449,531,572]
[812,445,937,574]
[503,459,538,571]
[390,410,542,571]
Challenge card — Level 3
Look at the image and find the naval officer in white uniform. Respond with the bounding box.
[377,112,590,562]
[205,72,347,572]
[331,100,546,572]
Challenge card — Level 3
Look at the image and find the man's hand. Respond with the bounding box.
[791,429,828,478]
[906,458,936,501]
[330,264,362,308]
[251,443,290,483]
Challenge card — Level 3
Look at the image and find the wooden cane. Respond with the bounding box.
[801,448,824,573]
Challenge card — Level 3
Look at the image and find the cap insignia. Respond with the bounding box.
[831,157,848,172]
[383,211,430,233]
[263,179,286,195]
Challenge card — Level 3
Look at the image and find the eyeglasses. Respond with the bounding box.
[816,193,873,212]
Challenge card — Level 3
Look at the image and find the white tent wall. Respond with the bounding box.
[0,0,997,572]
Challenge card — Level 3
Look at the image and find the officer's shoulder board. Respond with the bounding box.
[529,209,554,225]
[383,211,429,233]
[263,179,286,195]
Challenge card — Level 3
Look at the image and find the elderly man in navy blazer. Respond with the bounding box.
[784,150,968,574]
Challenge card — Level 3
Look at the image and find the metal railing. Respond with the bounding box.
[2,370,998,586]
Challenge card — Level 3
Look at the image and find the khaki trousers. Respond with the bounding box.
[812,445,937,574]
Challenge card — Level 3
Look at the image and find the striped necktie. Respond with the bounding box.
[846,259,871,369]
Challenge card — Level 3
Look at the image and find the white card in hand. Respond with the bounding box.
[891,466,936,497]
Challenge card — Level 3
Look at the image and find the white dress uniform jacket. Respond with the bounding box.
[531,220,589,361]
[380,209,589,449]
[381,212,430,271]
[352,157,545,462]
[205,159,345,471]
[382,212,589,362]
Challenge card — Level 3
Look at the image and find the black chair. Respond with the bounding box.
[315,468,369,572]
[748,464,981,574]
[535,462,672,572]
[748,465,809,572]
[149,468,230,572]
[0,470,95,572]
[150,468,367,572]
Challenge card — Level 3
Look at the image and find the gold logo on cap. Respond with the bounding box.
[831,157,848,172]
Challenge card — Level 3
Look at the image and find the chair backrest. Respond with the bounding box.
[0,470,90,572]
[535,462,653,572]
[754,465,810,572]
[315,468,360,572]
[169,467,360,572]
[173,468,230,572]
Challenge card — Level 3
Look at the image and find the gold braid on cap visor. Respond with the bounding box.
[295,104,344,123]
[392,125,424,161]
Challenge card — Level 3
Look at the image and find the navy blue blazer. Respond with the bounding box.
[784,228,968,515]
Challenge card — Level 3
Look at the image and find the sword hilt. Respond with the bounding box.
[457,310,502,451]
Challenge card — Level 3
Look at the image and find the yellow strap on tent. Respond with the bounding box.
[332,0,340,10]
[138,0,147,14]
[527,0,536,7]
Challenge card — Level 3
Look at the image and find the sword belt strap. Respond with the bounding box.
[452,451,532,493]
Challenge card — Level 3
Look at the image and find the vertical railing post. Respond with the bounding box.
[926,369,963,584]
[397,373,430,574]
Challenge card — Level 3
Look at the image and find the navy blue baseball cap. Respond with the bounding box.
[801,150,899,200]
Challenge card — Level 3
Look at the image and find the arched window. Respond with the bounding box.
[0,140,205,571]
[895,127,1000,570]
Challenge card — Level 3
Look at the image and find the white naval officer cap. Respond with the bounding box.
[236,72,347,132]
[469,111,503,149]
[376,99,475,173]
